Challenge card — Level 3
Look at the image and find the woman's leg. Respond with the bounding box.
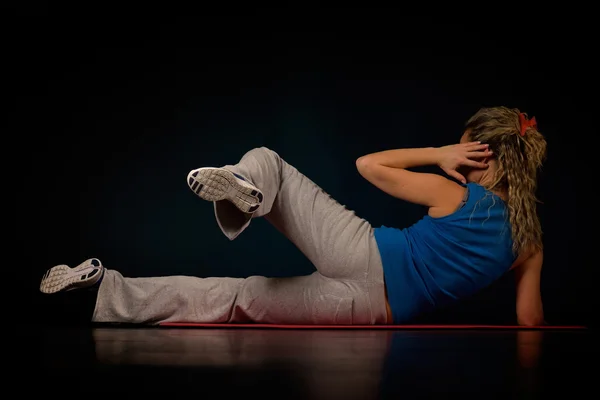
[40,259,375,324]
[189,147,382,282]
[188,147,388,324]
[94,268,371,324]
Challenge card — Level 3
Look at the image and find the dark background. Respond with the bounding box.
[9,8,587,326]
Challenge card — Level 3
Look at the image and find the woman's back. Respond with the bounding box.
[375,183,516,323]
[357,106,547,325]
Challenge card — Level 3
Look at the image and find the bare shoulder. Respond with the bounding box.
[427,179,468,218]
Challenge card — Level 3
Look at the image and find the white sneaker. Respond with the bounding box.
[39,258,104,294]
[187,167,263,213]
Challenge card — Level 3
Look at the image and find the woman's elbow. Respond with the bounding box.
[356,156,374,173]
[517,314,545,327]
[356,156,368,169]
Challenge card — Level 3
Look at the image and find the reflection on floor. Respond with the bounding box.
[33,326,591,398]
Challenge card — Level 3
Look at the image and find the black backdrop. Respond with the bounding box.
[10,9,587,327]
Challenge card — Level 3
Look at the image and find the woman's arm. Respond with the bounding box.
[356,143,490,209]
[513,250,545,326]
[356,147,442,169]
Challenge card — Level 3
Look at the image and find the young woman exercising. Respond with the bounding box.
[40,106,547,326]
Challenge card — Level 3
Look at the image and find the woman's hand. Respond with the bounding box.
[437,141,492,183]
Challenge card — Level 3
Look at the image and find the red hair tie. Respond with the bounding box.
[519,113,537,136]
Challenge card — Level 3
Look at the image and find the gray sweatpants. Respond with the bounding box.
[92,147,389,325]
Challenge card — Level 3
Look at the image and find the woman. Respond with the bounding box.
[39,106,547,326]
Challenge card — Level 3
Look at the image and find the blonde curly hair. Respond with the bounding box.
[465,106,547,255]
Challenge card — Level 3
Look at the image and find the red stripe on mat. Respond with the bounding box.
[160,323,585,329]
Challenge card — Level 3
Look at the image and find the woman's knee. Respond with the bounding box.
[243,147,281,166]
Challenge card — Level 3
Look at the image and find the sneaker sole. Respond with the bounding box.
[187,168,263,213]
[40,258,104,294]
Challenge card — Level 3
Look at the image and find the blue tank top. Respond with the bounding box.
[374,182,516,323]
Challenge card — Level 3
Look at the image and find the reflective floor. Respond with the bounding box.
[32,326,592,398]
